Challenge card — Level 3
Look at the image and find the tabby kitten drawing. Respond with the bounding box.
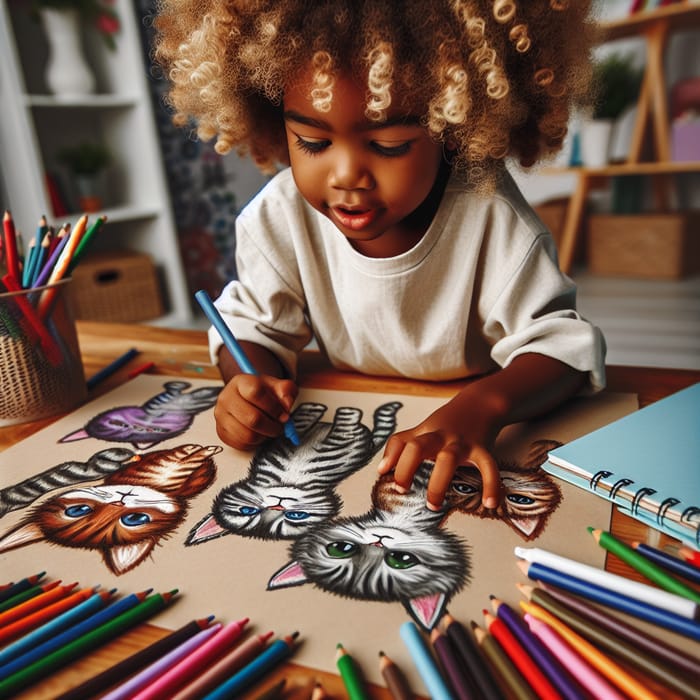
[0,444,220,574]
[59,381,222,449]
[187,401,402,543]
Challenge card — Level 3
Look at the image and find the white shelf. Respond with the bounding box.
[0,0,193,326]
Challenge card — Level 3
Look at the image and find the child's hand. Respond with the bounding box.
[214,373,298,450]
[377,399,501,512]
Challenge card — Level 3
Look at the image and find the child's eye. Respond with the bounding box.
[294,136,329,155]
[372,141,412,157]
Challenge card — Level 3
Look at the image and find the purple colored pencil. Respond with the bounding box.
[429,628,475,700]
[32,228,70,289]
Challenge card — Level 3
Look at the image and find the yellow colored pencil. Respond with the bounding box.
[520,601,661,700]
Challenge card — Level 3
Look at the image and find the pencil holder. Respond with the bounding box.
[0,279,86,426]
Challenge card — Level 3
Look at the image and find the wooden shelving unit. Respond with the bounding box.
[553,2,700,274]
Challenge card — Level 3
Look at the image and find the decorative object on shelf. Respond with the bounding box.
[33,0,120,97]
[580,52,643,167]
[57,141,112,212]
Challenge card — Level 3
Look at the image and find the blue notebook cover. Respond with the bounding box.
[544,383,700,548]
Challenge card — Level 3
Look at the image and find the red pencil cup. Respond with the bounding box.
[0,278,87,426]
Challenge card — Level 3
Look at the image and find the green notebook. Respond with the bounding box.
[544,383,700,549]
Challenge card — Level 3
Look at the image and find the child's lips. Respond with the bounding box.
[331,205,379,231]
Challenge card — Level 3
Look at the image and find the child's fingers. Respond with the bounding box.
[468,446,500,508]
[426,447,459,511]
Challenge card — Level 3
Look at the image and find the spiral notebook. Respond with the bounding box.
[544,382,700,549]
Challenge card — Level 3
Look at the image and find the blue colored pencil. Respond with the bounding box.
[632,541,700,586]
[32,224,70,289]
[202,632,299,700]
[0,589,149,680]
[86,347,140,390]
[195,289,300,446]
[0,589,114,667]
[400,621,453,700]
[519,560,700,642]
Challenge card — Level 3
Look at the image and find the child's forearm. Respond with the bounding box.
[453,353,587,435]
[217,341,288,382]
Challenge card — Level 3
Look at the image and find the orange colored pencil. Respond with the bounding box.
[37,214,88,319]
[520,601,661,700]
[483,610,560,700]
[0,581,77,628]
[0,586,96,645]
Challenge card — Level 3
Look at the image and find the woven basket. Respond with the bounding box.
[66,251,164,322]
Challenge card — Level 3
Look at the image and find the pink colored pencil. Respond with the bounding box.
[524,614,626,700]
[131,617,250,700]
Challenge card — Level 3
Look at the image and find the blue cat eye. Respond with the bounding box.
[385,550,419,569]
[284,511,310,521]
[507,494,535,505]
[121,512,151,527]
[239,506,260,516]
[326,541,357,558]
[64,504,93,518]
[452,483,479,494]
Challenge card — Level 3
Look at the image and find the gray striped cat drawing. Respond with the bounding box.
[0,444,220,575]
[186,401,402,543]
[59,381,222,449]
[268,462,469,630]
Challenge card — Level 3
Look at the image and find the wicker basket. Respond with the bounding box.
[66,251,165,322]
[587,212,700,279]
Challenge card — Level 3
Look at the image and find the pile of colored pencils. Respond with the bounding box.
[0,572,299,699]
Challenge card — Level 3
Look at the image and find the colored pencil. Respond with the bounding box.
[0,590,176,696]
[0,580,77,627]
[399,621,453,700]
[334,643,371,700]
[518,583,698,698]
[534,581,700,679]
[0,585,96,646]
[0,579,59,614]
[589,528,700,604]
[37,214,88,318]
[68,214,106,271]
[129,616,249,700]
[171,630,275,700]
[470,622,537,700]
[518,559,700,641]
[128,360,156,378]
[56,616,216,700]
[520,600,660,700]
[515,546,699,620]
[32,224,70,289]
[490,596,585,700]
[439,612,505,700]
[30,230,52,288]
[523,614,627,700]
[429,628,475,700]
[100,623,223,700]
[678,545,700,567]
[0,589,151,681]
[0,589,115,668]
[202,631,299,700]
[86,347,140,390]
[378,651,415,700]
[632,541,700,585]
[483,610,560,700]
[2,210,21,283]
[21,236,36,287]
[195,288,300,446]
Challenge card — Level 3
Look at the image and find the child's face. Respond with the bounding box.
[283,67,444,258]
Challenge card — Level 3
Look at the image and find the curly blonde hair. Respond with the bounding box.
[153,0,596,189]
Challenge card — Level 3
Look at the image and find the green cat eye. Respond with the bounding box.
[385,550,418,569]
[326,541,357,558]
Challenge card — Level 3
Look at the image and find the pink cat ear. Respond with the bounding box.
[267,561,308,590]
[405,592,447,630]
[185,514,228,545]
[508,515,543,540]
[0,522,46,552]
[59,429,90,443]
[104,541,157,575]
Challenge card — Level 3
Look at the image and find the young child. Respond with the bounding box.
[154,0,605,511]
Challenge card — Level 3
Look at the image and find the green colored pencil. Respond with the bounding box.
[589,528,700,605]
[336,643,370,700]
[0,589,178,696]
[67,214,106,272]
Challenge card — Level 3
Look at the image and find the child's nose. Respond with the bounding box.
[329,148,374,190]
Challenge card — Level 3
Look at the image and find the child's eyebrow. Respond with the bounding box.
[283,110,422,131]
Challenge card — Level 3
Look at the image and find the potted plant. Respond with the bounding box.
[581,52,644,167]
[58,141,112,212]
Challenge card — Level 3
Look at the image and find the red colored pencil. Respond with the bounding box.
[128,361,156,379]
[0,581,78,628]
[483,610,560,700]
[678,545,700,568]
[0,579,60,614]
[0,586,96,645]
[2,210,21,282]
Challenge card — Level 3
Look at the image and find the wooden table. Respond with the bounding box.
[2,321,699,700]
